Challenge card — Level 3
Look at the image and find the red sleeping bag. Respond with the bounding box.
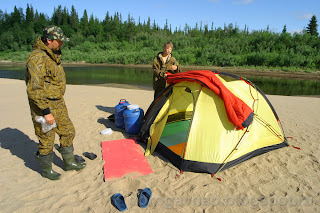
[166,70,253,130]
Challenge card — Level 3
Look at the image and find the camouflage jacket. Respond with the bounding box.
[152,52,181,90]
[25,37,66,115]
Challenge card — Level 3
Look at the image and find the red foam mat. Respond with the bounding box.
[101,138,153,181]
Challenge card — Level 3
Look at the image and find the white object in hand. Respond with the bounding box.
[35,116,57,133]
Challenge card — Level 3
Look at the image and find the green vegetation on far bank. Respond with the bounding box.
[1,5,320,73]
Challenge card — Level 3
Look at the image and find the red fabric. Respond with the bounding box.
[166,70,253,129]
[101,138,153,181]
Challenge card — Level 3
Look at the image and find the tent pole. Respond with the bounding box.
[179,86,203,172]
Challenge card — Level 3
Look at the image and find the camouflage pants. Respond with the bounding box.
[29,98,75,155]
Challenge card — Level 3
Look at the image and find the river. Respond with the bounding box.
[0,63,319,96]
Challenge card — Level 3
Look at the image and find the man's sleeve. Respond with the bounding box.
[174,58,181,73]
[26,55,51,115]
[152,57,166,77]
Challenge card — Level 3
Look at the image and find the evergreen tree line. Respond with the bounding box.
[0,5,319,71]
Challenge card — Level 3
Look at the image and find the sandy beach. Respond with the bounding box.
[0,78,319,213]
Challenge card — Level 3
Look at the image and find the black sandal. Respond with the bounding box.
[83,152,97,160]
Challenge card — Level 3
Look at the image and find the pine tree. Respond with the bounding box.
[34,12,49,34]
[89,16,102,38]
[62,7,69,25]
[152,20,157,31]
[25,4,35,44]
[80,9,89,36]
[164,19,169,31]
[282,24,287,34]
[204,24,209,34]
[70,5,79,31]
[10,6,23,26]
[52,5,63,25]
[184,23,189,34]
[102,11,110,31]
[306,15,319,37]
[146,17,151,31]
[25,4,34,24]
[0,10,4,33]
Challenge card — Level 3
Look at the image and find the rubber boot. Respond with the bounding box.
[55,144,86,171]
[36,152,61,180]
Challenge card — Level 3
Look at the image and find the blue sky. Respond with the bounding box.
[2,0,319,33]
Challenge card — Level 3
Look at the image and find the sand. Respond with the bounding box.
[0,78,319,213]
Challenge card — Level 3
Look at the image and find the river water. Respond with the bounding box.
[0,64,319,96]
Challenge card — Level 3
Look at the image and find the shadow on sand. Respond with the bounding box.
[0,128,64,175]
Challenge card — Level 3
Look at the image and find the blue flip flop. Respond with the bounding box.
[111,193,127,212]
[138,188,152,208]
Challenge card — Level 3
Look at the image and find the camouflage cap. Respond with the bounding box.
[43,25,70,42]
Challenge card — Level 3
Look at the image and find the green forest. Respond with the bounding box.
[1,5,319,72]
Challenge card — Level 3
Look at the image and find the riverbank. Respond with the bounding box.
[0,78,319,212]
[1,60,320,81]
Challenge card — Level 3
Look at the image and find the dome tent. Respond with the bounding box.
[138,70,288,175]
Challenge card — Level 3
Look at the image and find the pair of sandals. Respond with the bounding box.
[111,188,152,211]
[74,152,97,163]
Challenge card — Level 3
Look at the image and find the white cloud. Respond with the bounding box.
[299,13,313,20]
[290,12,313,20]
[234,0,253,5]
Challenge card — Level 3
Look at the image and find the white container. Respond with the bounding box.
[126,104,139,110]
[100,128,113,135]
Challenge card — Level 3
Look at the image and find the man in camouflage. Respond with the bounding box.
[152,41,181,99]
[25,25,86,180]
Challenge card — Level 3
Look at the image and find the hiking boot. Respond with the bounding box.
[36,152,61,180]
[54,144,86,171]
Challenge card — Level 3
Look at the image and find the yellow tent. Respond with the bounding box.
[139,71,288,175]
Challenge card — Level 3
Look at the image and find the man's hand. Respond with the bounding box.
[171,65,177,71]
[164,73,168,79]
[44,113,55,125]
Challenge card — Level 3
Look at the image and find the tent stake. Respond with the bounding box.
[211,173,222,181]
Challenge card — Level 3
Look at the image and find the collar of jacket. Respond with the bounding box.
[33,37,62,65]
[157,52,172,63]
